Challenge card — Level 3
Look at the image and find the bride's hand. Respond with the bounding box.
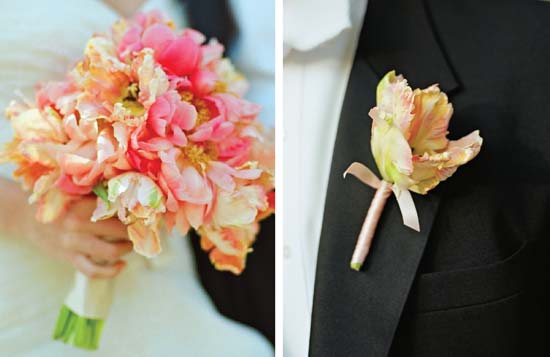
[25,197,133,279]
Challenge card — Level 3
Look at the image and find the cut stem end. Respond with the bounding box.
[350,262,362,271]
[53,305,105,350]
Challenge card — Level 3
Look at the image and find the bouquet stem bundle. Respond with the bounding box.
[53,272,114,350]
[53,305,104,350]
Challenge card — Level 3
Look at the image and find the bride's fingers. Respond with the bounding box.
[62,232,133,263]
[71,254,126,279]
[64,213,128,239]
[85,218,128,239]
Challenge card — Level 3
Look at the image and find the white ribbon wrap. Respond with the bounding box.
[64,271,114,319]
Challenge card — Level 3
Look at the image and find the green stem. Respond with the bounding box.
[53,305,105,350]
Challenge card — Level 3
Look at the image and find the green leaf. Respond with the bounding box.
[92,183,109,203]
[148,189,161,208]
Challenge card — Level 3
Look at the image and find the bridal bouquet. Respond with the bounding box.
[1,11,274,350]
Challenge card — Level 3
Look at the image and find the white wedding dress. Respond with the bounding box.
[0,0,273,356]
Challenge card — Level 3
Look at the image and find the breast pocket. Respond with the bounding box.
[390,242,534,357]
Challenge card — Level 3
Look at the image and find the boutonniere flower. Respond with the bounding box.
[345,71,482,271]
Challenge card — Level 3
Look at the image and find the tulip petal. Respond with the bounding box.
[410,130,483,194]
[11,109,56,141]
[212,186,267,227]
[136,50,169,108]
[445,130,483,168]
[185,203,205,229]
[29,172,58,204]
[375,71,414,136]
[174,206,191,235]
[56,174,93,195]
[408,85,453,155]
[370,110,414,187]
[91,197,117,222]
[128,219,162,258]
[208,249,246,275]
[36,187,71,223]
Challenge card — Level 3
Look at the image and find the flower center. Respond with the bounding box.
[180,90,194,103]
[195,99,211,126]
[182,143,218,171]
[179,90,212,126]
[120,83,144,116]
[213,81,227,93]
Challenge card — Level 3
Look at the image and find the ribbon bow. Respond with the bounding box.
[343,162,420,270]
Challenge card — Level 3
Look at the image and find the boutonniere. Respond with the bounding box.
[345,71,482,271]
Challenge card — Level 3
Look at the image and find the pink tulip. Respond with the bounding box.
[370,71,483,193]
[91,172,166,257]
[200,223,259,275]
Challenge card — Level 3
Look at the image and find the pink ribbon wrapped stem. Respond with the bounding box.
[344,162,420,271]
[350,180,393,271]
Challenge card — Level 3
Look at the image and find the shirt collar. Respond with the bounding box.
[284,0,351,55]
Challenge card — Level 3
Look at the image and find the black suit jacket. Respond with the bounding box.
[310,0,550,356]
[190,216,275,345]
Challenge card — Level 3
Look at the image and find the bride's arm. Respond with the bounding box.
[0,177,132,278]
[102,0,147,18]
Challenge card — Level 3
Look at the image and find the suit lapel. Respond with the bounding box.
[309,0,458,355]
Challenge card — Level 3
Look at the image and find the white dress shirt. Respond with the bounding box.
[283,0,368,355]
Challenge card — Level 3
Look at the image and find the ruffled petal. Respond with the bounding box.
[207,161,237,192]
[185,203,205,229]
[200,223,259,275]
[410,130,483,194]
[375,70,414,136]
[56,173,93,195]
[127,219,162,258]
[35,187,72,223]
[136,50,169,108]
[211,185,267,227]
[211,93,261,123]
[172,100,197,131]
[10,109,58,141]
[174,206,191,235]
[91,197,118,222]
[207,161,262,192]
[408,85,453,155]
[159,149,212,204]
